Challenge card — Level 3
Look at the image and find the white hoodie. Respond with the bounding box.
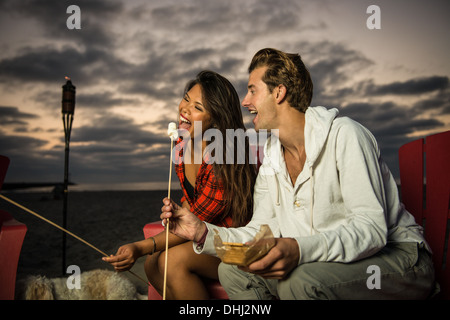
[195,106,429,264]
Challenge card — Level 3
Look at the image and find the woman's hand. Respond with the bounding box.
[102,243,141,272]
[161,197,206,242]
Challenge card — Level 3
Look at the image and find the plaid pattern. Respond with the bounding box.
[174,138,232,227]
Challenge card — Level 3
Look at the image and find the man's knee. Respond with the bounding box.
[277,264,329,300]
[219,263,279,300]
[221,262,338,300]
[218,262,238,291]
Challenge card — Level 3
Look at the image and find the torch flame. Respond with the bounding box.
[65,76,71,81]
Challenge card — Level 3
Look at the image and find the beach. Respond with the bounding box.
[0,189,184,298]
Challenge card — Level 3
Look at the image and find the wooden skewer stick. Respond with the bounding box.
[163,136,175,300]
[163,122,178,300]
[0,193,149,287]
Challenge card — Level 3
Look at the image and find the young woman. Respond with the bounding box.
[104,70,258,299]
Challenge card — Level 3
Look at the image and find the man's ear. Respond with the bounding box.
[274,84,287,104]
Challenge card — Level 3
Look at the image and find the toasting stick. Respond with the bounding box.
[163,122,178,300]
[0,194,149,286]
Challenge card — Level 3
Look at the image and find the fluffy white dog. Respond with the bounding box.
[19,269,147,300]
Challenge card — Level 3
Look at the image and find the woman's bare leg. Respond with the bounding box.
[145,252,164,296]
[145,241,220,300]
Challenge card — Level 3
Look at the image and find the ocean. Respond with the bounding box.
[0,189,184,296]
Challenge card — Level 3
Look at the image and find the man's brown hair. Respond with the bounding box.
[248,48,313,113]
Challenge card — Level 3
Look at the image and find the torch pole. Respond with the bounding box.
[61,77,75,276]
[62,113,73,275]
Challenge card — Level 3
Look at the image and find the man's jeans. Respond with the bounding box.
[218,242,438,300]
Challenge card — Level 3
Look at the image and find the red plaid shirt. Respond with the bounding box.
[174,138,232,227]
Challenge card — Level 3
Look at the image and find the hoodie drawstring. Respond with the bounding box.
[309,166,314,235]
[275,174,280,206]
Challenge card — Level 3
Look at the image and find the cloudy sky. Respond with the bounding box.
[0,0,449,190]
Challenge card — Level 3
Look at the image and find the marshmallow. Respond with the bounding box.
[167,122,178,140]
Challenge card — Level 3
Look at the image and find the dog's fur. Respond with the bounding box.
[18,269,147,300]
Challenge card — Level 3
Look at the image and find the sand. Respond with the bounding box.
[0,189,183,298]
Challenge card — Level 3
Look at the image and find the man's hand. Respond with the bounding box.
[160,197,205,242]
[239,238,299,279]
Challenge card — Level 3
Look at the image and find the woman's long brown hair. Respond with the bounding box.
[184,70,257,227]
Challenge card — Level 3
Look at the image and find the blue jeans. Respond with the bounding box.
[218,242,438,300]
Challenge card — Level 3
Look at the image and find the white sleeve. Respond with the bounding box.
[194,160,279,255]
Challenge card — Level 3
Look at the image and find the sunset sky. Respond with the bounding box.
[0,0,449,190]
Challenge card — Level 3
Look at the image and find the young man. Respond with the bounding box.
[161,48,437,299]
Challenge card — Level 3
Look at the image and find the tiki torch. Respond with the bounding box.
[61,76,75,275]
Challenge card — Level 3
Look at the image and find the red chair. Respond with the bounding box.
[0,155,28,300]
[399,130,450,299]
[143,221,229,300]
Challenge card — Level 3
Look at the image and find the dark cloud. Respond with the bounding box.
[2,0,122,48]
[0,128,60,182]
[339,102,445,138]
[337,101,446,178]
[0,129,47,153]
[150,0,302,36]
[75,92,139,110]
[65,113,173,183]
[0,46,131,85]
[0,106,38,125]
[412,87,450,115]
[364,76,449,95]
[301,41,375,106]
[72,114,165,145]
[0,112,173,184]
[69,143,171,184]
[0,0,131,94]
